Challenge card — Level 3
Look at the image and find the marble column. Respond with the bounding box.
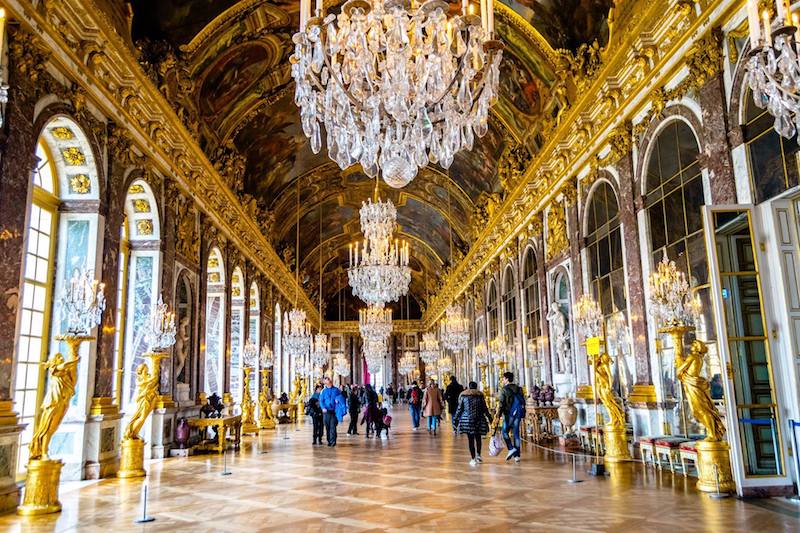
[195,218,211,401]
[567,201,588,388]
[222,244,233,401]
[534,241,551,384]
[159,180,177,404]
[698,72,737,205]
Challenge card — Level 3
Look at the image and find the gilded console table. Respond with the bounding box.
[187,415,242,453]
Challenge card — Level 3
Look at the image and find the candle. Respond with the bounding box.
[462,0,468,15]
[795,13,799,42]
[747,0,761,44]
[300,0,310,31]
[315,0,323,17]
[487,0,494,36]
[763,9,772,43]
[349,243,353,266]
[0,8,6,62]
[480,0,487,33]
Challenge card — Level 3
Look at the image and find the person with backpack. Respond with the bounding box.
[444,375,465,430]
[305,397,324,445]
[453,381,492,466]
[319,376,345,447]
[347,385,362,435]
[407,381,423,430]
[495,371,525,462]
[422,379,444,435]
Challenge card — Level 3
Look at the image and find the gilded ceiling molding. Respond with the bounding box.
[322,320,425,335]
[4,0,320,325]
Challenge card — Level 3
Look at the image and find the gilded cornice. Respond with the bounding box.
[424,0,739,328]
[7,0,320,325]
[322,320,424,335]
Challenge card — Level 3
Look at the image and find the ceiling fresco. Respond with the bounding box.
[128,0,615,315]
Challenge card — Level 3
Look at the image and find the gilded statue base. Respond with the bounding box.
[117,438,146,479]
[696,440,735,494]
[242,419,259,435]
[17,459,63,516]
[259,418,276,430]
[603,424,631,463]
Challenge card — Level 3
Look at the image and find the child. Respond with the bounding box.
[375,405,392,439]
[305,397,324,445]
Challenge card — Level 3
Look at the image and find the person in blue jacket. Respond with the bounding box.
[319,376,344,447]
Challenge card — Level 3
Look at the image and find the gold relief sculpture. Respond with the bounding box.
[61,147,85,166]
[545,202,568,261]
[176,200,199,262]
[132,199,150,213]
[50,127,74,140]
[68,174,90,194]
[128,183,145,194]
[136,219,153,236]
[208,272,221,283]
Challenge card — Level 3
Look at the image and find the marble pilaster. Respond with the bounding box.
[698,71,737,205]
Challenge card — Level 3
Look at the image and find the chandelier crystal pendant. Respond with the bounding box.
[438,354,453,374]
[419,331,440,365]
[744,1,800,139]
[333,354,351,378]
[474,342,488,366]
[440,303,470,351]
[363,337,388,373]
[284,308,312,358]
[311,332,331,369]
[647,254,701,328]
[348,194,411,307]
[291,0,503,187]
[359,305,393,341]
[398,352,416,375]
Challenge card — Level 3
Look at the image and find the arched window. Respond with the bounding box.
[204,248,225,394]
[502,266,517,342]
[584,181,627,330]
[121,180,162,410]
[230,267,245,402]
[14,117,101,472]
[274,302,283,394]
[248,281,260,399]
[744,90,800,203]
[523,249,540,345]
[487,281,499,340]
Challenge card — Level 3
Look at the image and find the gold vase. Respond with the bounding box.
[696,440,736,493]
[17,459,63,516]
[603,423,631,463]
[117,437,146,478]
[241,367,258,434]
[259,369,276,430]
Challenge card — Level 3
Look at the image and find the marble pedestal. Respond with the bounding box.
[0,424,24,513]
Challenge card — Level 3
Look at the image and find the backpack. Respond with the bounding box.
[509,388,526,419]
[410,388,420,405]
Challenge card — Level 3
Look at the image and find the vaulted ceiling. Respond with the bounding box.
[128,0,614,318]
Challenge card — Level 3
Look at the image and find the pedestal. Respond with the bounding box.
[117,438,146,479]
[603,424,631,463]
[17,459,63,516]
[696,440,735,493]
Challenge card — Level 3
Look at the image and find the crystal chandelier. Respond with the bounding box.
[359,305,393,342]
[573,294,603,340]
[311,332,331,369]
[284,308,312,358]
[333,354,351,378]
[474,342,488,366]
[243,338,259,368]
[295,355,309,376]
[61,267,105,336]
[438,354,453,374]
[488,335,507,364]
[398,352,416,375]
[363,337,387,373]
[144,294,176,352]
[439,303,470,351]
[419,331,440,365]
[260,342,274,369]
[745,1,800,139]
[647,254,701,328]
[291,0,503,187]
[349,195,411,307]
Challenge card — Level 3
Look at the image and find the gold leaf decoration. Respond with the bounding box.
[61,147,85,166]
[128,184,145,194]
[50,127,74,140]
[546,202,568,261]
[209,272,221,283]
[68,174,90,194]
[136,219,153,236]
[133,199,150,213]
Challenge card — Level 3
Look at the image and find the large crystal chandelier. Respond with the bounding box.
[648,255,701,328]
[488,335,508,364]
[284,308,312,357]
[439,303,470,351]
[398,351,416,375]
[363,337,387,373]
[291,0,503,187]
[474,342,488,366]
[359,305,393,341]
[349,195,411,306]
[745,1,800,139]
[573,294,602,340]
[438,354,453,374]
[333,354,351,378]
[311,332,331,369]
[419,331,440,365]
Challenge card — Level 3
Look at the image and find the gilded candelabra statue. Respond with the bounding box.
[240,339,259,434]
[19,269,105,516]
[259,342,276,429]
[649,255,734,493]
[118,295,176,479]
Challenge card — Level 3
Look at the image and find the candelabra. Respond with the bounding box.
[291,0,503,186]
[19,268,104,516]
[240,339,259,434]
[440,304,470,351]
[283,308,312,358]
[648,255,734,493]
[363,338,387,373]
[259,342,276,430]
[489,335,508,371]
[359,305,393,342]
[419,331,440,365]
[438,354,453,385]
[119,294,176,479]
[744,0,800,140]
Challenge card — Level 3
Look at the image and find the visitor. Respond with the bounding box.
[375,404,391,439]
[386,384,395,405]
[311,385,322,401]
[444,375,464,430]
[407,381,423,430]
[361,384,380,437]
[398,385,406,404]
[422,379,444,435]
[496,371,525,462]
[305,396,324,445]
[453,381,492,466]
[347,385,361,435]
[279,392,289,404]
[320,376,345,447]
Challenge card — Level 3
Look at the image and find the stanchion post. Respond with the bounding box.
[567,454,583,484]
[221,449,232,476]
[134,484,155,523]
[708,464,730,500]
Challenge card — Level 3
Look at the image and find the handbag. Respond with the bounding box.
[488,433,503,457]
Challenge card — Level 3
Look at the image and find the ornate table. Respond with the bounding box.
[187,415,242,453]
[524,405,560,443]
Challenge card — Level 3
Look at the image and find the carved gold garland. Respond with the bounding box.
[5,0,319,325]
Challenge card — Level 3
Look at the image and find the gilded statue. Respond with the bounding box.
[174,316,190,383]
[123,362,161,440]
[29,353,80,460]
[677,340,725,441]
[546,202,568,261]
[592,352,625,428]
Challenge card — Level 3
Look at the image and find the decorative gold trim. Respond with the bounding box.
[0,400,19,426]
[61,147,85,166]
[68,174,90,194]
[628,384,658,404]
[49,126,74,140]
[89,396,119,416]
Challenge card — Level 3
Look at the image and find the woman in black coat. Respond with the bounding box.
[453,381,492,465]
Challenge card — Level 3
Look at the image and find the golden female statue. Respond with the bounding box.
[677,340,725,441]
[123,362,161,440]
[592,352,625,428]
[29,353,80,460]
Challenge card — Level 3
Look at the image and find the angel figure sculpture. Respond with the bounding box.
[29,353,80,460]
[677,340,725,441]
[123,362,161,440]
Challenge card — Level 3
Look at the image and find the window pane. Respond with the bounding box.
[657,123,680,180]
[649,201,666,251]
[665,187,686,242]
[683,177,704,235]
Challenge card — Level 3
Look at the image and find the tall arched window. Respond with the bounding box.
[121,180,162,409]
[14,117,101,472]
[230,267,245,402]
[204,248,225,394]
[502,266,517,343]
[523,249,541,361]
[744,90,800,203]
[248,282,260,400]
[274,302,283,394]
[487,281,499,340]
[584,181,627,333]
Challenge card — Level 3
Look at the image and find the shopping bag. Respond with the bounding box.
[488,433,503,457]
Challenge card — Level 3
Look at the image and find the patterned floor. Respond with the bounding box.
[1,407,798,532]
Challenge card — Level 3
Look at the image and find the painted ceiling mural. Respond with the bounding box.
[128,0,615,313]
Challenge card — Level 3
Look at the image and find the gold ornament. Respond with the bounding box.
[132,199,150,213]
[118,353,164,479]
[68,174,90,194]
[50,127,74,140]
[128,183,145,194]
[259,369,276,430]
[590,350,631,462]
[61,147,85,166]
[136,219,153,236]
[241,367,258,434]
[546,202,568,261]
